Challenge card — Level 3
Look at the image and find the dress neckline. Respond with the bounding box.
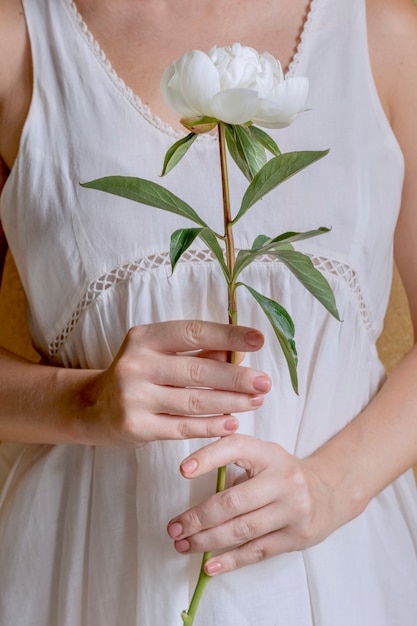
[287,0,319,77]
[63,0,319,139]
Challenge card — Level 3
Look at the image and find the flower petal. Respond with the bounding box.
[160,50,220,118]
[210,88,259,124]
[253,77,309,128]
[160,64,191,116]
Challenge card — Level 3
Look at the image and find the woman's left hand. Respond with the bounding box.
[167,434,342,576]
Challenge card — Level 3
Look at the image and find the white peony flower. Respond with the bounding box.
[160,43,309,129]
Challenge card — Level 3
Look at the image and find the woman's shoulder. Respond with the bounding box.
[366,0,417,24]
[366,0,417,122]
[0,0,32,169]
[0,0,26,97]
[366,0,417,57]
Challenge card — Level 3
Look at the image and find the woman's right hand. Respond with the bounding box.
[79,320,271,447]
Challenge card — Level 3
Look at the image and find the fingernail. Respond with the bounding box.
[205,560,222,575]
[175,539,190,553]
[251,395,263,407]
[245,331,262,347]
[168,522,183,538]
[181,458,198,476]
[224,418,239,431]
[253,376,271,392]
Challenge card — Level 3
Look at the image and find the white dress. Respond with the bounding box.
[1,0,417,624]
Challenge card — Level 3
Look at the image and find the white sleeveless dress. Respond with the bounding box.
[1,0,417,624]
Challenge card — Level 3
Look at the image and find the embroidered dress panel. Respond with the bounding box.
[47,252,374,361]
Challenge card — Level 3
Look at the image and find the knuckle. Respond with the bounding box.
[109,401,137,443]
[114,342,147,381]
[248,540,268,564]
[176,419,192,440]
[297,522,315,546]
[117,415,136,440]
[295,493,313,522]
[229,367,244,392]
[231,518,253,543]
[188,360,204,387]
[113,359,134,386]
[229,433,246,455]
[288,467,308,495]
[186,390,202,415]
[185,508,204,533]
[230,541,267,571]
[219,487,244,514]
[287,475,316,545]
[184,320,204,348]
[125,324,144,345]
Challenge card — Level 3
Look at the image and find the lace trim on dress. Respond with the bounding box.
[63,0,216,142]
[47,249,373,359]
[63,0,317,133]
[286,0,319,77]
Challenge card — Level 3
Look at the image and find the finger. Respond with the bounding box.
[173,501,286,554]
[191,350,246,365]
[168,467,278,540]
[233,470,250,486]
[154,386,265,416]
[179,434,276,479]
[143,413,240,442]
[126,321,264,354]
[153,354,271,395]
[203,530,295,576]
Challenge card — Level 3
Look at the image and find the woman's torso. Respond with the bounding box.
[0,2,415,626]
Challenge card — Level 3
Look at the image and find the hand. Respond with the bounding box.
[167,434,338,576]
[82,321,271,447]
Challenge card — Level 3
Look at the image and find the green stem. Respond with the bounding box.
[181,554,212,625]
[219,123,236,310]
[181,123,238,625]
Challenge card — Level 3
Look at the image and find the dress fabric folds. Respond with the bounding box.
[0,0,417,624]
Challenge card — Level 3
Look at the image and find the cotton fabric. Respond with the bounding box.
[1,0,417,624]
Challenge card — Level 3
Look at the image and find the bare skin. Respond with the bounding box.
[0,0,274,445]
[1,0,417,579]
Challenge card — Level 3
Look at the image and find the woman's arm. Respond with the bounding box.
[0,161,271,447]
[0,2,272,448]
[167,0,417,575]
[0,321,271,447]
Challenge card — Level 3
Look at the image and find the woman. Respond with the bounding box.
[0,0,417,624]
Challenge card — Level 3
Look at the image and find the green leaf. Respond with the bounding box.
[233,125,267,179]
[81,176,208,228]
[198,229,230,281]
[233,248,262,281]
[248,126,281,156]
[161,133,197,176]
[241,283,298,393]
[224,124,252,181]
[170,228,203,271]
[250,228,329,252]
[233,227,330,282]
[252,234,271,250]
[262,227,330,247]
[234,150,329,223]
[224,124,268,182]
[273,249,340,320]
[170,227,229,281]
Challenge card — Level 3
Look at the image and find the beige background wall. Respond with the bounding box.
[0,254,39,362]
